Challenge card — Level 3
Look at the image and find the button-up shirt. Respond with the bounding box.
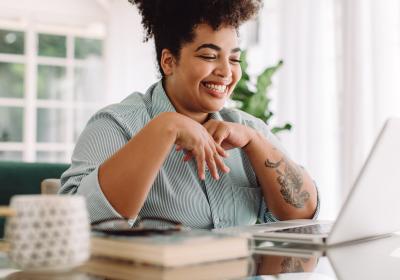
[60,81,319,228]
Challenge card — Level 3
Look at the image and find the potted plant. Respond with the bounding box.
[231,51,292,134]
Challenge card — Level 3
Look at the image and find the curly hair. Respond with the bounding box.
[128,0,262,76]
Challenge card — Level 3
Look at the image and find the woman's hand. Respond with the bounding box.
[178,119,255,169]
[203,119,254,150]
[168,113,230,180]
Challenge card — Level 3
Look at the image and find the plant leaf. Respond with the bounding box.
[256,60,283,96]
[271,123,292,134]
[230,53,291,134]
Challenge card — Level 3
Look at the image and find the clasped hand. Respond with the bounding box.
[174,116,254,181]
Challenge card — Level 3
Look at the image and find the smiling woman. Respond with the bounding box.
[59,0,319,229]
[163,24,242,122]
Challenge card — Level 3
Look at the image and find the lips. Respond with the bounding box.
[201,81,230,98]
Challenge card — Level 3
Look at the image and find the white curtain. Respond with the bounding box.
[250,0,400,219]
[249,0,339,219]
[340,0,400,196]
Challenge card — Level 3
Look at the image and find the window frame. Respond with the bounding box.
[0,19,106,162]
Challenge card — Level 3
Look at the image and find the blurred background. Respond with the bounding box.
[0,0,399,220]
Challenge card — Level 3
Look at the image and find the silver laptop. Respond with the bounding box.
[217,118,400,246]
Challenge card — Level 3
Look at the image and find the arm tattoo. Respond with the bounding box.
[265,157,310,208]
[280,257,305,273]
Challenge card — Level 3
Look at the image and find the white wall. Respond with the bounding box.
[0,0,107,26]
[105,0,157,103]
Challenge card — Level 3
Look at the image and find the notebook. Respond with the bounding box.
[217,118,400,246]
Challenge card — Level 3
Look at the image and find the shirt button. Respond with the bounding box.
[214,217,220,224]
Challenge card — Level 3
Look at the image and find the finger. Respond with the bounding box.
[203,121,217,134]
[195,149,206,181]
[210,142,230,173]
[205,147,219,180]
[214,151,230,173]
[215,143,229,158]
[221,142,235,150]
[212,127,230,146]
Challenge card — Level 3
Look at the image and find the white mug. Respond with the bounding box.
[4,195,90,271]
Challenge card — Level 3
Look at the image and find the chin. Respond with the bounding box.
[204,102,225,113]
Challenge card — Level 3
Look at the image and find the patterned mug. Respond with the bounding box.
[4,195,90,271]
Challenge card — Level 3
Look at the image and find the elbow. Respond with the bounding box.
[273,195,319,221]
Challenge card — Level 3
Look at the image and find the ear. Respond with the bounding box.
[160,49,176,76]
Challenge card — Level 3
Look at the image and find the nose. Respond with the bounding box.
[214,58,232,79]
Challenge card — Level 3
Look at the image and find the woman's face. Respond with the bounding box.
[164,24,242,122]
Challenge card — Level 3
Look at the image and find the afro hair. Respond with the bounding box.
[129,0,262,76]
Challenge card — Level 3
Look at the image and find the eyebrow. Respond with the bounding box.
[195,43,241,53]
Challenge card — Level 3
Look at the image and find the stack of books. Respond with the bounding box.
[81,256,250,280]
[90,230,250,267]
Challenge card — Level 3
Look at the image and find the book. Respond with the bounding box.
[80,256,250,280]
[90,230,250,267]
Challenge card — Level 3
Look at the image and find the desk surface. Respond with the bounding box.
[1,233,400,280]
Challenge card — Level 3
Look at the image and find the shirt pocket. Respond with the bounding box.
[232,186,262,226]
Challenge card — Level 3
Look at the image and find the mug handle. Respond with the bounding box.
[0,206,16,217]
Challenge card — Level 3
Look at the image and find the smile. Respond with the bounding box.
[202,82,227,93]
[201,82,230,96]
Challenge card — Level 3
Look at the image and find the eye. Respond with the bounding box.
[198,55,216,61]
[230,58,242,64]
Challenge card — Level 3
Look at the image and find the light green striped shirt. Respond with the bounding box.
[60,81,319,228]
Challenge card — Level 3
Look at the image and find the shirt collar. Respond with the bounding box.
[148,80,177,118]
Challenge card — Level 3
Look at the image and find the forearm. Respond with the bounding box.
[243,130,318,220]
[98,112,178,218]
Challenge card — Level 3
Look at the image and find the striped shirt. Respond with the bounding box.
[60,81,319,229]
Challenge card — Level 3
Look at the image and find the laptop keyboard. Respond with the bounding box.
[274,224,332,235]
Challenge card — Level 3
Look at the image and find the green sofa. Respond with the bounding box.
[0,161,69,238]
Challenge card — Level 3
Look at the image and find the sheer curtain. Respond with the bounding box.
[250,0,339,219]
[252,0,400,219]
[340,0,400,195]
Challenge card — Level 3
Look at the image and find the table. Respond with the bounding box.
[1,233,400,279]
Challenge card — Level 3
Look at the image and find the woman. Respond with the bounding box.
[60,0,319,228]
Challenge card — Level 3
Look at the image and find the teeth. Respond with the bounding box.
[203,82,227,93]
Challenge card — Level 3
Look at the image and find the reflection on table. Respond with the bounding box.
[1,233,400,279]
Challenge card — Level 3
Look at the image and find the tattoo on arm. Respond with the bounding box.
[280,257,305,273]
[265,157,310,208]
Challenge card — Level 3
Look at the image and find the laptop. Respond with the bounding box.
[217,118,400,246]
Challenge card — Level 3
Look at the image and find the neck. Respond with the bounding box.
[163,79,209,124]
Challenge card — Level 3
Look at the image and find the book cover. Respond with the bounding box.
[91,230,250,267]
[81,256,251,280]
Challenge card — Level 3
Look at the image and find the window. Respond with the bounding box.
[0,25,105,163]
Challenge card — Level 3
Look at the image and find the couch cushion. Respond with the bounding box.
[0,161,69,238]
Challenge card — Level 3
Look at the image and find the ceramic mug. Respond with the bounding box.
[3,195,90,271]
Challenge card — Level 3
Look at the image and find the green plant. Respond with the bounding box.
[231,51,292,134]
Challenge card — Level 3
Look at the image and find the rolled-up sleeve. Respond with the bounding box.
[75,167,123,222]
[59,109,134,223]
